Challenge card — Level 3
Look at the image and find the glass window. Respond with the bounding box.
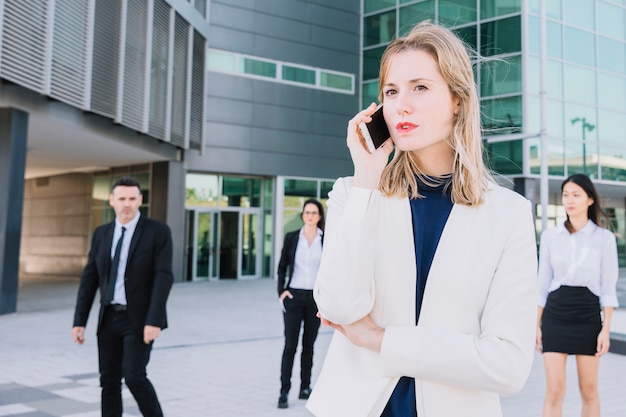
[363,80,380,108]
[481,0,521,20]
[453,25,477,52]
[481,95,522,135]
[547,59,564,99]
[563,65,595,106]
[282,65,315,85]
[598,36,626,74]
[564,26,594,67]
[528,0,562,19]
[321,181,334,201]
[439,0,476,26]
[480,55,521,97]
[600,145,626,182]
[399,1,435,36]
[564,137,597,178]
[565,104,597,142]
[364,0,395,14]
[598,108,626,146]
[480,16,521,56]
[529,137,566,176]
[186,173,220,206]
[320,72,353,91]
[547,21,562,59]
[221,176,262,207]
[241,57,276,78]
[563,0,594,30]
[363,46,386,81]
[528,16,539,55]
[598,73,626,111]
[524,96,564,138]
[364,11,396,47]
[207,50,235,73]
[284,179,317,199]
[597,2,625,39]
[485,140,523,175]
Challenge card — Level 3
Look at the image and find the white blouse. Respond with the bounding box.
[289,228,323,290]
[537,220,619,308]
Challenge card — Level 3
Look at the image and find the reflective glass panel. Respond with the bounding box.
[565,104,597,143]
[485,140,523,175]
[481,16,521,56]
[320,72,353,91]
[364,11,396,47]
[599,145,626,183]
[547,21,562,59]
[222,177,262,207]
[596,2,625,39]
[528,0,562,19]
[565,138,598,178]
[399,1,435,36]
[480,55,521,96]
[598,73,626,112]
[528,16,539,55]
[363,80,380,108]
[364,0,395,14]
[563,65,595,106]
[481,95,522,135]
[481,0,521,19]
[207,50,235,73]
[563,0,594,30]
[453,25,478,51]
[186,173,220,207]
[363,46,386,81]
[598,37,626,74]
[564,26,595,66]
[439,0,476,25]
[241,57,276,78]
[524,96,564,138]
[529,137,566,176]
[282,66,315,85]
[598,108,626,146]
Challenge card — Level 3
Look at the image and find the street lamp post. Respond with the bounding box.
[571,117,595,174]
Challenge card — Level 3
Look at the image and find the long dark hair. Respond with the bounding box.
[302,198,325,232]
[562,173,608,232]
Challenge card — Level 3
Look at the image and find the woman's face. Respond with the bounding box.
[561,181,593,219]
[301,203,321,227]
[381,49,459,175]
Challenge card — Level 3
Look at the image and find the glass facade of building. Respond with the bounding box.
[362,0,626,264]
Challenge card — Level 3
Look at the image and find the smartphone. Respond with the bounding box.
[358,106,390,153]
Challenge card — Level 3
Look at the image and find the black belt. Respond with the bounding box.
[108,304,127,312]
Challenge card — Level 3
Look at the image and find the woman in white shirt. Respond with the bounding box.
[276,198,324,409]
[536,173,619,417]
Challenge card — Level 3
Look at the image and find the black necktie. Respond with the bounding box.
[106,226,126,304]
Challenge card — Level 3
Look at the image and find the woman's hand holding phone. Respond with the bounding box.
[347,102,393,190]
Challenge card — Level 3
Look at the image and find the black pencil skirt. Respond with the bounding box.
[541,285,602,356]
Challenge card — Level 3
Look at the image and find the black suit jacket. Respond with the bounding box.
[73,216,174,336]
[276,229,323,296]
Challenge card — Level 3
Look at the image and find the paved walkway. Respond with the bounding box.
[0,277,625,417]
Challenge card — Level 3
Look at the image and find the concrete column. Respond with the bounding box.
[0,108,28,315]
[152,161,186,283]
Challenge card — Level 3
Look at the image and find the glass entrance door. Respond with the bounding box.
[192,209,261,280]
[195,211,218,280]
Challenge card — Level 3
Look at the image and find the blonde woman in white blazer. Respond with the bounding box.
[307,22,538,417]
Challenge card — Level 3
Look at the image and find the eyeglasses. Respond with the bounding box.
[303,211,319,216]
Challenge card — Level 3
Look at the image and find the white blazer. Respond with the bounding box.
[307,177,538,417]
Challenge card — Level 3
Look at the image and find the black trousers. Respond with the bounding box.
[98,307,163,417]
[280,289,320,395]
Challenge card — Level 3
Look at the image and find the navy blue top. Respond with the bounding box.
[381,176,454,417]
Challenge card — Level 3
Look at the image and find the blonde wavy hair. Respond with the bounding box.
[378,21,491,206]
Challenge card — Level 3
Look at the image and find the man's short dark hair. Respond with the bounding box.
[111,176,142,193]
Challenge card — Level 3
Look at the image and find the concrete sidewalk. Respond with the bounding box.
[1,278,625,417]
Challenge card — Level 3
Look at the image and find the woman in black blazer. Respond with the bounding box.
[276,198,325,409]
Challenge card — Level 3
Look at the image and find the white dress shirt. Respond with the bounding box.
[537,220,619,308]
[111,212,140,305]
[288,228,323,290]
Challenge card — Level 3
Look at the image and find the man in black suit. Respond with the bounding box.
[72,176,173,417]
